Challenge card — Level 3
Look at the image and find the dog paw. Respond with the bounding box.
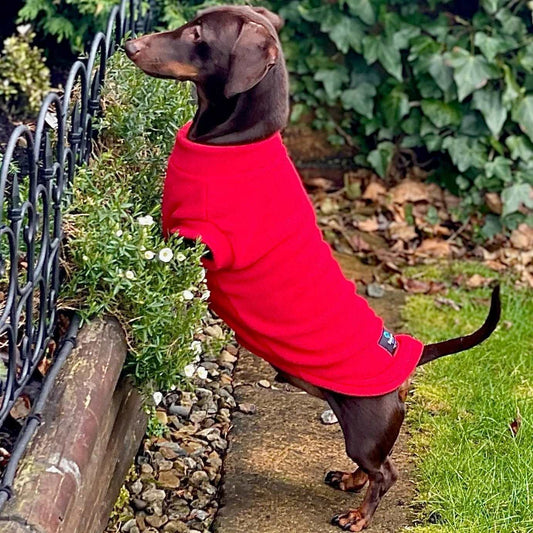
[331,510,369,532]
[325,470,367,492]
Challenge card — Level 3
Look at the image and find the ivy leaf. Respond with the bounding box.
[381,87,409,128]
[481,0,500,15]
[519,43,533,73]
[485,156,512,183]
[314,67,349,100]
[472,89,507,137]
[474,32,517,62]
[341,83,376,118]
[443,136,488,172]
[512,95,533,144]
[496,9,526,37]
[501,183,533,217]
[501,64,523,108]
[446,49,498,102]
[344,0,376,26]
[506,135,533,162]
[368,141,396,178]
[421,100,462,128]
[328,15,365,53]
[427,54,454,92]
[362,35,403,81]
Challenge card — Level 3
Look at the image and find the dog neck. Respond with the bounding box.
[188,62,289,145]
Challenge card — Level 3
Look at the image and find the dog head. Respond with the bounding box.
[125,6,284,99]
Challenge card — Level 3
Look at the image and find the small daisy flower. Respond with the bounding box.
[144,250,155,260]
[137,215,154,226]
[125,270,135,280]
[152,391,163,405]
[183,364,196,378]
[182,290,195,301]
[198,268,206,282]
[115,229,123,237]
[82,255,89,262]
[201,290,211,301]
[176,252,186,262]
[191,340,202,355]
[196,366,208,380]
[159,247,173,263]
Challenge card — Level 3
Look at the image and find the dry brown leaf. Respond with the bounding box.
[466,274,493,288]
[485,192,502,215]
[390,180,442,204]
[510,224,533,250]
[401,278,432,294]
[362,180,387,202]
[435,297,462,311]
[357,217,379,232]
[484,260,507,272]
[389,222,417,241]
[10,394,31,420]
[416,239,452,257]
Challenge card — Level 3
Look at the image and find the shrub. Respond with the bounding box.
[17,0,117,53]
[62,52,209,392]
[266,0,533,233]
[0,25,50,115]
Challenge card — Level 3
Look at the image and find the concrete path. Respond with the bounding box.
[215,280,416,533]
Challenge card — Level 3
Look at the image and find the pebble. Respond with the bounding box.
[169,404,192,418]
[258,379,271,388]
[190,470,209,487]
[238,403,257,415]
[366,283,385,298]
[121,518,137,532]
[320,409,338,425]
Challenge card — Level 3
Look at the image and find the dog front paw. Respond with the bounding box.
[325,469,368,492]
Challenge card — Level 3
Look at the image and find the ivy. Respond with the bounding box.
[265,0,533,227]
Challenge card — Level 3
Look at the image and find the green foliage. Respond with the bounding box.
[17,0,117,52]
[62,52,209,392]
[0,26,50,115]
[266,0,533,229]
[403,268,533,531]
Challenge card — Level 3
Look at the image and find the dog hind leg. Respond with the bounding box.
[323,389,405,531]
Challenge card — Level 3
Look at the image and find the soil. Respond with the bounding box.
[215,257,416,533]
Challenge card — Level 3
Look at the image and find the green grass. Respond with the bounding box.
[403,265,533,533]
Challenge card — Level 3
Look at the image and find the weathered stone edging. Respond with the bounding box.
[0,317,147,533]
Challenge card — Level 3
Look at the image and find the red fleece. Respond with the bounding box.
[162,122,423,396]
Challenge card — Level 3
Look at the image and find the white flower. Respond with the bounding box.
[198,268,206,282]
[17,24,32,36]
[138,215,154,226]
[125,270,135,280]
[182,290,195,301]
[144,250,155,260]
[115,229,123,237]
[153,391,163,405]
[176,252,186,262]
[191,340,203,355]
[201,290,210,301]
[82,255,89,262]
[159,247,173,263]
[183,364,196,378]
[196,366,208,380]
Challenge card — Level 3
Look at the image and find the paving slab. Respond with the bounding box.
[215,279,416,533]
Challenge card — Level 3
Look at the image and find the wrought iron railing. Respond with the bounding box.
[0,0,157,506]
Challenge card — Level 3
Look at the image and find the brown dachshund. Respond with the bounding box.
[125,6,501,531]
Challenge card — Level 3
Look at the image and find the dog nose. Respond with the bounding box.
[125,39,142,58]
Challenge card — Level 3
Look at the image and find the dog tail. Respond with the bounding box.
[417,285,501,366]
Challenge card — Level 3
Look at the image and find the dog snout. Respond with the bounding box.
[125,39,144,59]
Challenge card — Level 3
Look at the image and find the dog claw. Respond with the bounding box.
[325,470,368,493]
[331,510,369,532]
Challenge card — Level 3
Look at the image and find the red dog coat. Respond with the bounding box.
[162,122,423,396]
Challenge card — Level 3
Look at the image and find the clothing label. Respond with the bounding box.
[379,329,397,356]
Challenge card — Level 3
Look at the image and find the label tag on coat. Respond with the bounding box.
[379,329,398,355]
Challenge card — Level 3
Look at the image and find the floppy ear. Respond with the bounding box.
[224,21,279,99]
[252,7,284,32]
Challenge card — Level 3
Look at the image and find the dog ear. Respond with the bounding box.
[252,7,284,32]
[224,21,279,99]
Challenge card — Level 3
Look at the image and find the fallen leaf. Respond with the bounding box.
[416,239,452,257]
[401,278,432,294]
[509,408,522,437]
[466,274,493,288]
[510,224,533,250]
[10,394,31,420]
[357,217,379,232]
[389,222,417,241]
[435,297,462,311]
[390,180,442,204]
[362,180,387,202]
[484,260,507,272]
[485,192,502,215]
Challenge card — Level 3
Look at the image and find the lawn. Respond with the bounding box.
[403,264,533,533]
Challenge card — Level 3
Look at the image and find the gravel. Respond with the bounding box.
[106,314,241,533]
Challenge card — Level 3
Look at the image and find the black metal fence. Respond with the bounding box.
[0,0,157,507]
